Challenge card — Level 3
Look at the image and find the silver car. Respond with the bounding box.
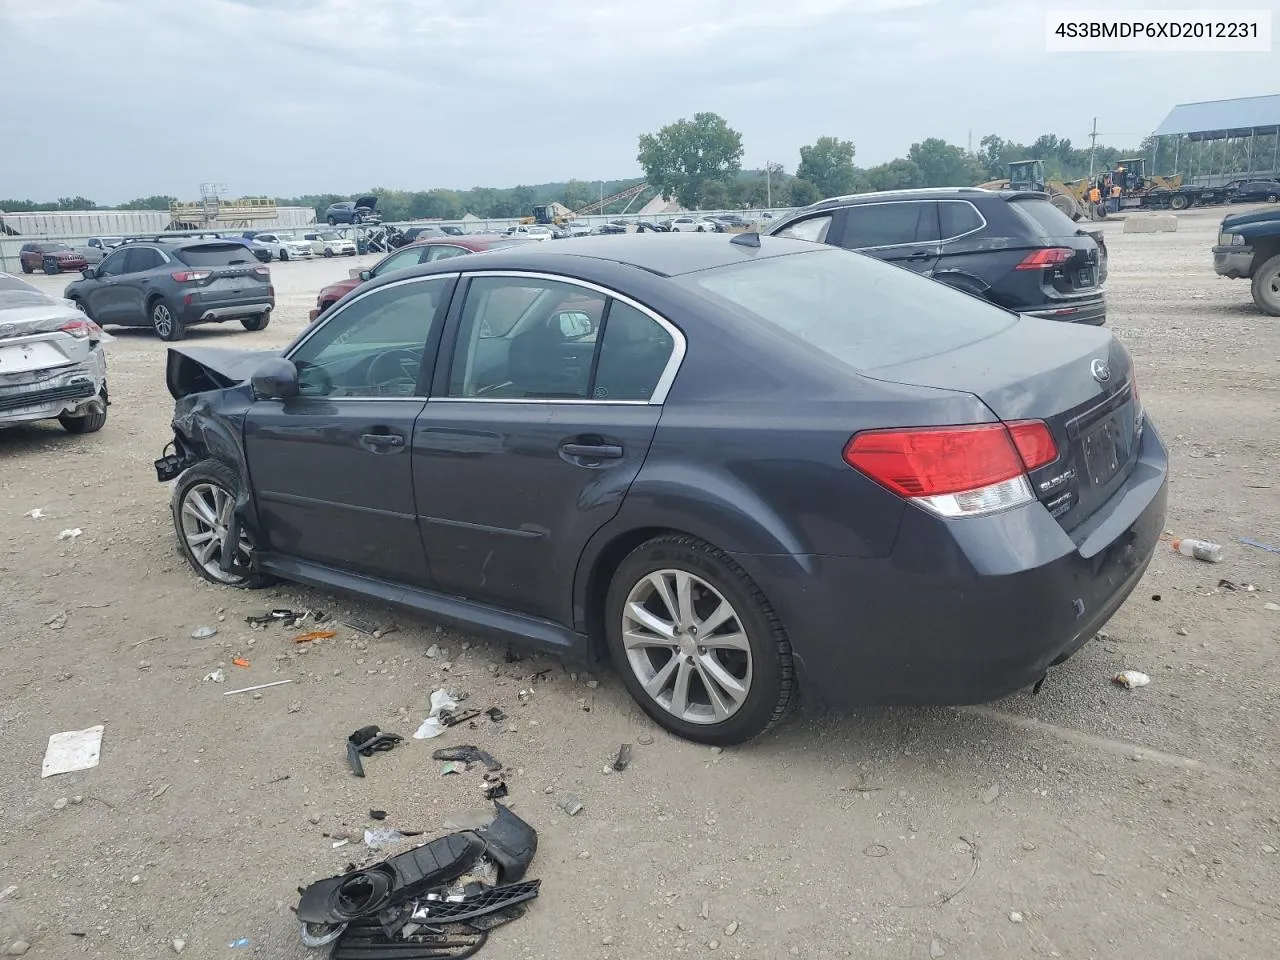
[0,273,110,434]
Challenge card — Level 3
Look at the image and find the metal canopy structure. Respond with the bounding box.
[1154,94,1280,141]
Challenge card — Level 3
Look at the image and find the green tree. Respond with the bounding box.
[906,138,981,187]
[637,112,744,209]
[864,158,924,191]
[796,137,857,198]
[55,196,97,210]
[561,178,596,211]
[788,178,823,206]
[118,195,176,210]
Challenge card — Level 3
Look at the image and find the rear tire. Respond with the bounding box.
[604,534,796,745]
[1170,193,1189,211]
[279,249,289,262]
[21,262,33,274]
[327,216,337,226]
[59,386,108,434]
[150,298,185,341]
[172,459,271,588]
[240,310,271,331]
[1250,253,1280,317]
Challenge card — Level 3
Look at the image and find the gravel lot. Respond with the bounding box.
[2,211,1279,959]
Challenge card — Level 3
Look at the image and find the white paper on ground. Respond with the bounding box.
[412,688,459,740]
[42,724,105,777]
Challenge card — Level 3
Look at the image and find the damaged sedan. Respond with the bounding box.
[0,272,110,435]
[156,234,1167,745]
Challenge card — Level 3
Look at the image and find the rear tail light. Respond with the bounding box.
[171,270,212,282]
[1015,247,1073,270]
[844,421,1059,518]
[254,266,271,277]
[59,319,103,339]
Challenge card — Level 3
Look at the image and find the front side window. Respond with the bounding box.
[97,249,129,277]
[372,247,428,277]
[447,277,607,400]
[288,278,448,399]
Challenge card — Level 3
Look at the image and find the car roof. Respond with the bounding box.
[789,186,1025,212]
[370,232,820,284]
[410,235,525,250]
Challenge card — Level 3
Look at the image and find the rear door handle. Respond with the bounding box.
[561,442,623,459]
[361,432,405,449]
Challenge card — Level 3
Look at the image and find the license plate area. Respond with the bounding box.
[1075,266,1096,288]
[1081,411,1132,487]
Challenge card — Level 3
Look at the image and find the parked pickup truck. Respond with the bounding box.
[1213,208,1280,316]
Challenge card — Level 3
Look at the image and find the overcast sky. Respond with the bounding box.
[0,0,1275,202]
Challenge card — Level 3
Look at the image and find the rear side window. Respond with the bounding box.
[175,244,259,267]
[774,215,832,243]
[1009,198,1079,239]
[938,201,984,240]
[680,247,1015,371]
[125,247,164,272]
[839,201,939,249]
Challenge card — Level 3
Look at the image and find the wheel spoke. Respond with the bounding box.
[704,630,750,652]
[642,655,680,699]
[696,598,735,636]
[669,658,694,717]
[696,662,734,721]
[195,538,219,565]
[186,530,216,547]
[623,628,675,651]
[645,572,679,623]
[673,571,694,627]
[697,652,748,706]
[625,601,675,640]
[184,492,217,526]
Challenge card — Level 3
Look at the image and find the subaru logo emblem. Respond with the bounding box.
[1090,358,1111,383]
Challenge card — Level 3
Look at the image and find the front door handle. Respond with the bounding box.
[361,432,405,449]
[906,250,930,260]
[561,442,623,459]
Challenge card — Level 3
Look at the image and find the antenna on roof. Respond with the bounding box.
[731,231,761,248]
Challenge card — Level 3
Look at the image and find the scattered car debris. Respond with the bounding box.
[202,669,225,683]
[504,646,524,663]
[558,794,584,816]
[1240,537,1280,555]
[414,688,460,739]
[295,803,539,956]
[25,508,45,520]
[484,780,510,800]
[343,617,378,635]
[1266,602,1280,612]
[292,630,337,644]
[42,724,105,778]
[441,709,482,728]
[57,528,82,541]
[223,679,294,697]
[231,658,250,668]
[347,725,404,778]
[228,938,250,948]
[370,810,388,820]
[432,745,502,772]
[441,762,466,776]
[1217,579,1258,592]
[1171,537,1223,562]
[612,744,633,772]
[1113,670,1151,689]
[636,733,655,746]
[43,611,67,630]
[190,626,217,639]
[363,827,409,850]
[485,707,507,723]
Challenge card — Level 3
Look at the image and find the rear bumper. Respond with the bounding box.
[181,296,274,325]
[1212,246,1254,279]
[740,420,1168,709]
[0,352,107,425]
[1021,295,1107,325]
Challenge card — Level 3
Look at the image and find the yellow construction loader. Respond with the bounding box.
[976,160,1101,221]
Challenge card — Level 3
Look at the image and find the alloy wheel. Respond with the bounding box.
[179,482,252,584]
[152,303,174,337]
[621,569,753,724]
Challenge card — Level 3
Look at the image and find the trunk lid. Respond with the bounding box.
[1008,196,1103,296]
[860,319,1142,532]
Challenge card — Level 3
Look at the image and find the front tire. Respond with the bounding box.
[324,248,334,258]
[1251,253,1280,317]
[1267,193,1278,203]
[172,459,271,588]
[604,534,796,745]
[240,310,271,331]
[279,249,289,262]
[1170,193,1189,211]
[150,298,184,341]
[44,258,60,275]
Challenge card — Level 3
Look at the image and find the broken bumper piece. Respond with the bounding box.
[296,803,539,955]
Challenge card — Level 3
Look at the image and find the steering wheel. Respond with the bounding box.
[366,348,422,395]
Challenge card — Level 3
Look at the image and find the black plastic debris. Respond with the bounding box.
[432,745,502,772]
[483,781,509,800]
[504,646,524,663]
[440,709,481,728]
[612,744,633,772]
[348,726,403,778]
[370,810,388,821]
[297,803,539,957]
[484,707,507,723]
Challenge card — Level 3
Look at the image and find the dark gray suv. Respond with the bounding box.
[63,239,274,341]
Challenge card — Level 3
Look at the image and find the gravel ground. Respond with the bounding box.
[2,211,1279,959]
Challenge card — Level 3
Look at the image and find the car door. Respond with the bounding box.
[836,200,941,275]
[243,274,456,586]
[83,247,136,324]
[114,246,166,322]
[412,272,681,624]
[931,199,988,283]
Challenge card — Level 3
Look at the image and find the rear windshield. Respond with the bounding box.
[174,244,260,267]
[678,247,1016,370]
[1010,198,1080,239]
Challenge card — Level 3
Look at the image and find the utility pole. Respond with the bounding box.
[1088,117,1099,179]
[766,162,772,208]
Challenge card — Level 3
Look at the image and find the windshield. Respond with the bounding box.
[678,247,1016,371]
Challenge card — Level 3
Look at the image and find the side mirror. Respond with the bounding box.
[251,357,299,401]
[81,267,97,279]
[358,270,372,281]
